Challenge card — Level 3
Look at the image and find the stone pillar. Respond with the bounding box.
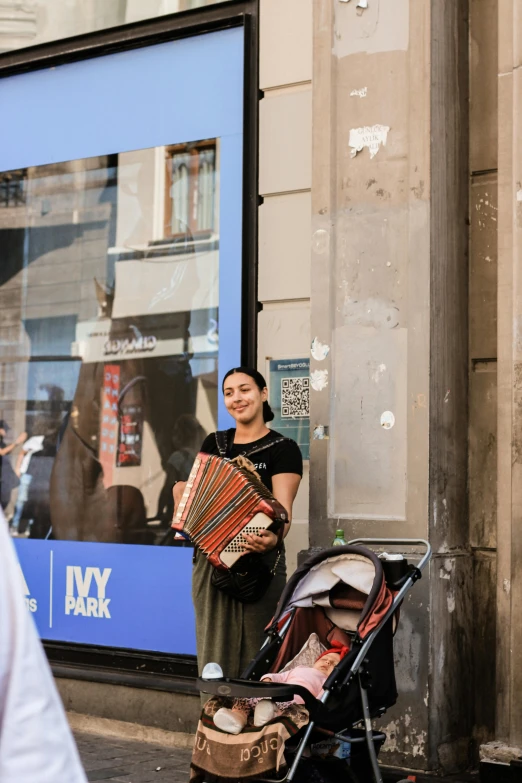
[468,0,498,756]
[310,0,471,773]
[493,0,522,755]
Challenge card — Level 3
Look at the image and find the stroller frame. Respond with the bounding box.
[198,537,432,783]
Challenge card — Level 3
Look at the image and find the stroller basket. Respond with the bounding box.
[194,538,431,783]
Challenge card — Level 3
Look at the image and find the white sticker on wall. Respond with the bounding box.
[313,425,329,439]
[311,337,330,361]
[312,228,329,254]
[380,411,395,430]
[310,369,329,391]
[349,124,390,159]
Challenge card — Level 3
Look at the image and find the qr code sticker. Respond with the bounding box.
[281,377,310,418]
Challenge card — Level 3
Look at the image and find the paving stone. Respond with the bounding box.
[86,768,132,781]
[75,731,192,783]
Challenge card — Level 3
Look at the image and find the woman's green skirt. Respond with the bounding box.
[192,546,287,679]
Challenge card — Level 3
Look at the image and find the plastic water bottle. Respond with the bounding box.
[332,529,347,546]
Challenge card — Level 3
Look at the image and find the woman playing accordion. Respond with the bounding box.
[172,367,302,681]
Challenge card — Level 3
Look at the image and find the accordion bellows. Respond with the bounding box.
[172,453,288,570]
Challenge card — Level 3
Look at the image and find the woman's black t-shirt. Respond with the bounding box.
[200,429,303,493]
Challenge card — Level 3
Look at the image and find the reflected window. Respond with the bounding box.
[0,170,26,207]
[0,141,220,544]
[165,141,216,238]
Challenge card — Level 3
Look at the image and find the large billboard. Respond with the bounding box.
[0,28,245,654]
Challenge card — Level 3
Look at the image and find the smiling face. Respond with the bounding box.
[313,653,341,676]
[223,372,267,426]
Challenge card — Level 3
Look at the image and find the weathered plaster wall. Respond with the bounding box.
[310,0,473,773]
[310,0,432,771]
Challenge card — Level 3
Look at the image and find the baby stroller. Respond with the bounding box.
[193,538,431,783]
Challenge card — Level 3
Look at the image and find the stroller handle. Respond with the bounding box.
[347,537,432,574]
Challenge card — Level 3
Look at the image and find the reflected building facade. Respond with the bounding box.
[0,141,221,541]
[0,0,226,54]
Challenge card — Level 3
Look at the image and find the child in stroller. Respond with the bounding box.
[191,538,431,783]
[213,645,348,734]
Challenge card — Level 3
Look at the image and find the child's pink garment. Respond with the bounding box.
[261,666,327,704]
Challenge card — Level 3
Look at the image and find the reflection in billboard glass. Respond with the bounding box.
[0,140,220,546]
[0,1,228,54]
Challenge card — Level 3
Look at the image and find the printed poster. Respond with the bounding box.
[269,358,310,460]
[99,364,120,488]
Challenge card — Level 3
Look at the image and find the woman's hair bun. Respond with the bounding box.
[263,401,275,423]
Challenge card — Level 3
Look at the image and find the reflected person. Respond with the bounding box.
[157,414,207,524]
[11,416,59,538]
[0,420,27,512]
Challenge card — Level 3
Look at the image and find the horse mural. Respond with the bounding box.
[49,280,199,544]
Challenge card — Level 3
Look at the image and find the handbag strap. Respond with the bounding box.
[215,429,230,457]
[243,437,289,458]
[214,429,290,459]
[270,546,283,575]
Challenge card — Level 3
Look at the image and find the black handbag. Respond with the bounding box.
[210,548,283,604]
[209,430,288,603]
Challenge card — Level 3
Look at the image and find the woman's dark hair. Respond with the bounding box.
[222,367,275,423]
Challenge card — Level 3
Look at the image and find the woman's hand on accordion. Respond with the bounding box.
[241,528,279,554]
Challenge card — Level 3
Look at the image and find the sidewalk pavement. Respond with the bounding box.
[74,729,479,783]
[75,731,192,783]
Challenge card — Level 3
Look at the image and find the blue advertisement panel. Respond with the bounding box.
[0,27,244,653]
[14,540,196,654]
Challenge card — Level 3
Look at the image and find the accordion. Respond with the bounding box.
[171,453,287,570]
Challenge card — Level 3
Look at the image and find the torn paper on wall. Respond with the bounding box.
[311,337,330,361]
[350,87,367,98]
[349,124,390,159]
[310,369,329,392]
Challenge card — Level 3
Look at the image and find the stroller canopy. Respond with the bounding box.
[272,545,394,639]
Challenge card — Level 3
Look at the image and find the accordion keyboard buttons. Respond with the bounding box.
[219,513,274,568]
[224,527,263,553]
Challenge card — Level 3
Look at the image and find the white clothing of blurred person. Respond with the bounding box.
[10,434,44,535]
[0,510,87,782]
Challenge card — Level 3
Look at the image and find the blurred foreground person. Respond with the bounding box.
[0,511,87,782]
